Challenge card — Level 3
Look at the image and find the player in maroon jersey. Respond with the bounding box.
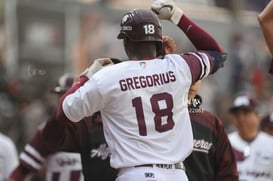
[185,80,239,181]
[164,35,238,180]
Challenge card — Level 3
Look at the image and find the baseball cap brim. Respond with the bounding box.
[229,105,255,113]
[229,94,257,113]
[50,86,68,94]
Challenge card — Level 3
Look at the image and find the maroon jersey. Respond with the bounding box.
[184,95,239,181]
[9,124,83,181]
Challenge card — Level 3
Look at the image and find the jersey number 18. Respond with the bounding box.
[132,92,175,136]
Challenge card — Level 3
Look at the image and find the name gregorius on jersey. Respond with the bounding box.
[119,71,176,91]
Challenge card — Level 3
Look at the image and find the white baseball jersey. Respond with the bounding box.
[45,152,83,181]
[229,131,273,181]
[0,133,18,181]
[63,53,213,168]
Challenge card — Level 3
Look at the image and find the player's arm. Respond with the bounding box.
[54,58,113,125]
[152,0,223,53]
[42,114,81,152]
[258,0,273,55]
[258,0,273,74]
[152,0,226,81]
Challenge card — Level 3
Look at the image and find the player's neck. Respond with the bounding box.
[239,130,258,142]
[128,51,157,60]
[126,41,157,60]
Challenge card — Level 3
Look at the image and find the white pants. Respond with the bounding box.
[116,166,188,181]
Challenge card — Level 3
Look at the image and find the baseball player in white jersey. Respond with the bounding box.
[53,0,227,180]
[228,94,273,181]
[0,132,18,181]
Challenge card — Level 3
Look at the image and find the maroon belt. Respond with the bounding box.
[134,163,185,170]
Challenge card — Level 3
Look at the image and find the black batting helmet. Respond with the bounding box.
[117,9,162,44]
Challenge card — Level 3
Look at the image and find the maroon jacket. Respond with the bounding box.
[184,95,239,181]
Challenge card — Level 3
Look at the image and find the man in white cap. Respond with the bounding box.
[228,93,273,181]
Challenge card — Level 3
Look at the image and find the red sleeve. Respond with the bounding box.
[56,76,89,126]
[42,114,66,148]
[57,125,80,152]
[42,114,79,153]
[177,15,223,53]
[22,124,58,159]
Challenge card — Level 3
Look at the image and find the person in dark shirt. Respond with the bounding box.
[157,33,237,180]
[162,32,237,180]
[184,80,239,181]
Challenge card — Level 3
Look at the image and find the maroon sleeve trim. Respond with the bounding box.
[181,52,214,84]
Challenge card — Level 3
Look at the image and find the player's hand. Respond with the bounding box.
[163,35,177,54]
[151,0,184,25]
[81,58,113,79]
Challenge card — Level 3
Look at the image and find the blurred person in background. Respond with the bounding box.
[0,56,20,180]
[10,74,84,181]
[260,112,273,136]
[228,93,273,181]
[0,129,18,181]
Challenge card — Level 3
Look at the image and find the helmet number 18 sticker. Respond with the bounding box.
[132,92,175,136]
[143,24,155,35]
